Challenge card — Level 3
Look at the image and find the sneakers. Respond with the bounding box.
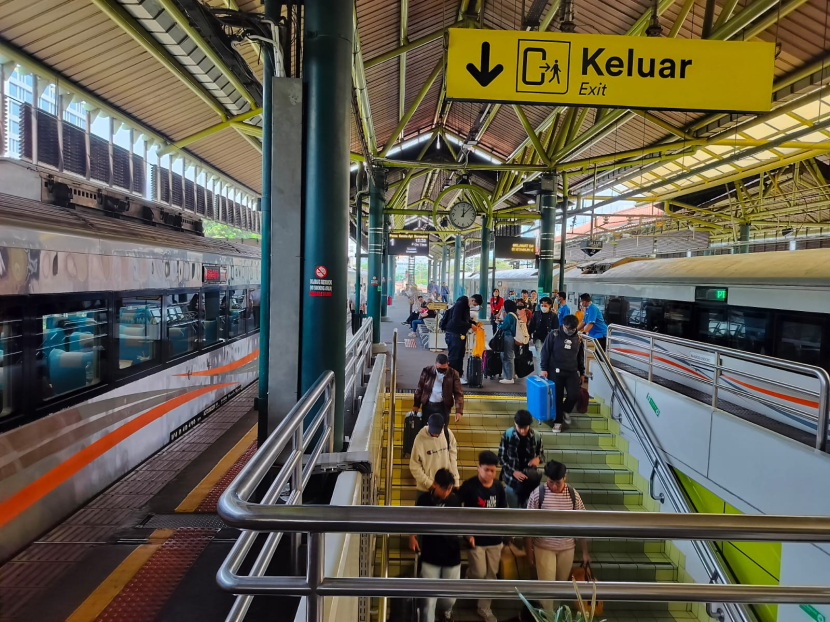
[460,377,469,385]
[564,412,572,425]
[443,612,454,622]
[477,608,498,622]
[499,378,515,384]
[552,423,562,433]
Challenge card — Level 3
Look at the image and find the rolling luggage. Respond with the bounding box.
[389,553,420,621]
[402,410,424,457]
[515,345,535,379]
[484,349,502,378]
[526,375,555,421]
[466,355,483,388]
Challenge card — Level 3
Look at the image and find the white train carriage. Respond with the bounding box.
[0,192,261,561]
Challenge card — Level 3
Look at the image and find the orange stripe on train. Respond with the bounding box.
[0,382,237,529]
[176,349,259,377]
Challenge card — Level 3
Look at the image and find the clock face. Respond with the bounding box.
[449,201,477,229]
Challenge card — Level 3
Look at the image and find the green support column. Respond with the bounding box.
[387,254,396,304]
[367,169,386,343]
[256,0,278,446]
[538,173,556,296]
[461,240,467,296]
[301,0,353,451]
[441,243,447,299]
[558,196,568,293]
[453,234,462,300]
[478,223,491,320]
[381,219,389,318]
[737,223,751,253]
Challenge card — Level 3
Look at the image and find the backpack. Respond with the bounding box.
[513,312,530,345]
[538,483,577,509]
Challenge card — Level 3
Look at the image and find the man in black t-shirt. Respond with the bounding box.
[409,468,462,622]
[457,451,508,622]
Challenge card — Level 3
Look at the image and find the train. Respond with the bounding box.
[0,189,260,561]
[468,251,830,437]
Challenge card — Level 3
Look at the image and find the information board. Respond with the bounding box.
[388,232,430,256]
[446,29,774,112]
[495,237,537,260]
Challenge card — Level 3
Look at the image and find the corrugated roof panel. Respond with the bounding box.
[187,127,263,192]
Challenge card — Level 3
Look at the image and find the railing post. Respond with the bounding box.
[648,335,654,383]
[712,353,721,409]
[291,425,303,576]
[817,370,829,452]
[307,532,325,622]
[379,328,398,622]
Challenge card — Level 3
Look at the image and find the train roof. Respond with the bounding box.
[566,248,830,286]
[0,192,261,260]
[468,268,539,279]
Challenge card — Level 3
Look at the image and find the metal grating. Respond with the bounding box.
[138,514,227,529]
[19,103,33,161]
[132,154,145,194]
[63,123,87,176]
[184,178,195,211]
[89,135,110,183]
[171,172,184,207]
[112,144,130,189]
[206,189,214,219]
[36,110,60,168]
[196,184,206,215]
[159,167,170,203]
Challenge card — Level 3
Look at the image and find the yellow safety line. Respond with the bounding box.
[175,425,257,513]
[66,529,174,622]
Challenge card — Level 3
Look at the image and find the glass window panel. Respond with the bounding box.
[38,299,107,399]
[113,125,131,150]
[777,318,823,366]
[118,296,162,370]
[729,308,770,355]
[249,287,261,331]
[228,289,248,338]
[203,290,226,346]
[90,114,110,139]
[664,302,692,338]
[0,304,23,418]
[603,296,630,327]
[166,293,199,358]
[697,307,728,346]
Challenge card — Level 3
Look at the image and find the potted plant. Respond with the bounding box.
[517,579,605,622]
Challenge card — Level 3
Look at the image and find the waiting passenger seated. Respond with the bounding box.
[48,348,94,395]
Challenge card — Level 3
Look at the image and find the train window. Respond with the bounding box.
[0,305,23,417]
[777,317,823,366]
[228,289,248,338]
[729,308,770,355]
[203,289,227,346]
[642,299,666,332]
[664,302,692,338]
[625,297,644,329]
[696,307,728,346]
[249,287,261,331]
[37,298,107,400]
[117,296,161,370]
[166,293,199,358]
[604,296,631,326]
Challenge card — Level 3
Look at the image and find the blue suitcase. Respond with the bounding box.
[526,375,556,422]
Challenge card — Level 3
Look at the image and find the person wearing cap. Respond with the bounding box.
[409,413,461,494]
[412,353,465,426]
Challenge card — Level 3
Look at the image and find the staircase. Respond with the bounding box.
[376,394,710,622]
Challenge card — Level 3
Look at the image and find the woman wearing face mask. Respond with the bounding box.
[539,315,585,432]
[499,299,520,384]
[489,289,504,330]
[528,296,559,376]
[529,290,538,312]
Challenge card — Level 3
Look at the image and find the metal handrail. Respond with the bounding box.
[586,337,752,622]
[607,324,830,451]
[378,329,398,622]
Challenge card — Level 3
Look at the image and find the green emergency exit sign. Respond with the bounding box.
[801,605,827,622]
[646,393,660,417]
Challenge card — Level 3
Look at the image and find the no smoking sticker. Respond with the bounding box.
[315,265,328,278]
[309,266,332,297]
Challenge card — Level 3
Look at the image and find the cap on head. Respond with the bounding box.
[428,414,445,435]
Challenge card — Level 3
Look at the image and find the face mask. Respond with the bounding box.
[563,327,576,336]
[471,305,480,312]
[541,306,550,314]
[436,366,448,374]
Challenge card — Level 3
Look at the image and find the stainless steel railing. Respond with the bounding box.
[222,318,373,622]
[378,328,398,622]
[606,324,830,451]
[217,370,830,622]
[587,336,750,622]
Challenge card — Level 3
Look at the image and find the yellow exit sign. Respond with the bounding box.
[447,29,774,112]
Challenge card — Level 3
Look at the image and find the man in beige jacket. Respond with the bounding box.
[409,414,461,493]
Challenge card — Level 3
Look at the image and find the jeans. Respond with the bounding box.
[535,546,576,611]
[501,340,516,380]
[555,371,581,424]
[533,338,544,376]
[420,562,461,622]
[411,319,425,330]
[445,332,465,377]
[505,484,522,509]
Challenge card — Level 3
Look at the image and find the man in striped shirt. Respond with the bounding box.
[525,460,591,613]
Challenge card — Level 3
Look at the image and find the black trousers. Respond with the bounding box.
[554,371,581,424]
[422,401,449,428]
[594,336,607,352]
[445,332,465,377]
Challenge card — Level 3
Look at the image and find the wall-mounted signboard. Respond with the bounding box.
[447,29,774,112]
[388,232,430,256]
[495,236,537,260]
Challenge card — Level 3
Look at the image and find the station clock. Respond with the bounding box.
[449,201,477,229]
